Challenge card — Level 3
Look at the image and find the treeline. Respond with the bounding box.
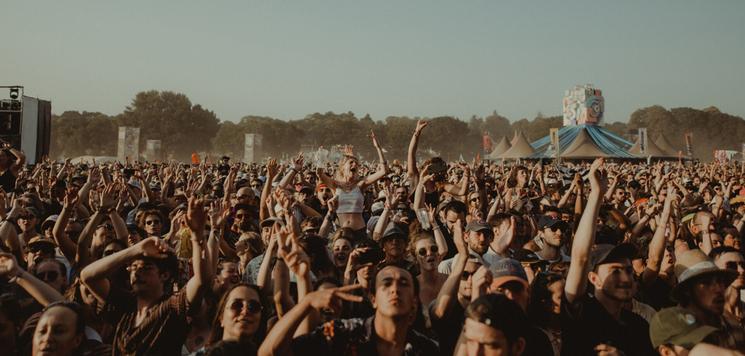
[50,90,745,161]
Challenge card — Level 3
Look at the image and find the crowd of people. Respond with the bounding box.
[2,121,745,355]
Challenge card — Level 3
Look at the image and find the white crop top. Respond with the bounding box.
[335,186,365,214]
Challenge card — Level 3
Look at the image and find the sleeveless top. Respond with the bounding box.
[335,186,364,214]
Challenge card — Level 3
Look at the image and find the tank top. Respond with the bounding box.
[335,186,364,214]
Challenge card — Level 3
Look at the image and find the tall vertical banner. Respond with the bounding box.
[638,128,647,155]
[117,127,140,162]
[244,133,263,163]
[550,128,560,160]
[684,133,693,158]
[482,132,493,155]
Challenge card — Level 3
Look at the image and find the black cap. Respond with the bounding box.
[381,224,407,242]
[537,215,567,230]
[590,243,638,271]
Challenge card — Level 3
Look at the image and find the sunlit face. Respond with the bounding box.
[463,318,523,356]
[332,239,352,268]
[143,214,162,236]
[235,188,255,206]
[724,233,741,251]
[541,226,564,248]
[18,214,37,232]
[221,286,262,342]
[467,230,493,255]
[589,260,635,302]
[414,238,440,272]
[372,266,416,318]
[32,306,82,356]
[128,260,166,296]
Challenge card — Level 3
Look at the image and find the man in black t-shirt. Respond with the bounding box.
[562,158,655,356]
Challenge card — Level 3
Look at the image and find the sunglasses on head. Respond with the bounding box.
[36,270,59,281]
[417,246,438,257]
[229,299,262,314]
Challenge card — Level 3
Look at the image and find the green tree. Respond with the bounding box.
[51,111,117,158]
[117,91,219,160]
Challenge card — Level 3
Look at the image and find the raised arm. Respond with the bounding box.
[362,131,389,188]
[80,236,171,304]
[642,185,675,286]
[407,120,428,186]
[49,190,79,263]
[432,219,467,319]
[183,196,209,306]
[260,159,279,221]
[565,158,606,304]
[258,284,363,356]
[0,253,64,306]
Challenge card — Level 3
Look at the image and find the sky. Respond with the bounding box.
[3,0,744,123]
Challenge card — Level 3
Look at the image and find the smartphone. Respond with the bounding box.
[359,248,384,265]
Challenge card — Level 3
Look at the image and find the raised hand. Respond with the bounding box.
[63,189,80,209]
[370,130,381,149]
[305,284,364,312]
[453,219,467,255]
[293,153,304,172]
[588,158,607,193]
[99,183,118,210]
[266,158,279,178]
[0,252,20,279]
[327,194,339,213]
[137,236,172,258]
[278,233,310,277]
[185,196,207,235]
[414,120,429,135]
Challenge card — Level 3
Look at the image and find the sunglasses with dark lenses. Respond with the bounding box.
[417,246,438,257]
[726,261,745,271]
[461,270,478,280]
[145,220,161,226]
[18,215,34,220]
[229,299,262,314]
[36,271,59,281]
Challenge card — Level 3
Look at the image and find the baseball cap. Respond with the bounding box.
[381,224,407,242]
[260,217,285,229]
[649,306,718,349]
[537,215,567,230]
[40,215,59,231]
[589,243,638,271]
[490,258,529,289]
[28,236,58,249]
[466,220,492,233]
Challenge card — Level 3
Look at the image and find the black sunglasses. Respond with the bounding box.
[145,220,161,226]
[417,246,438,257]
[30,245,55,254]
[36,270,59,281]
[229,299,263,314]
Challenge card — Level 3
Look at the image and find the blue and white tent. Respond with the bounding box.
[529,125,635,160]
